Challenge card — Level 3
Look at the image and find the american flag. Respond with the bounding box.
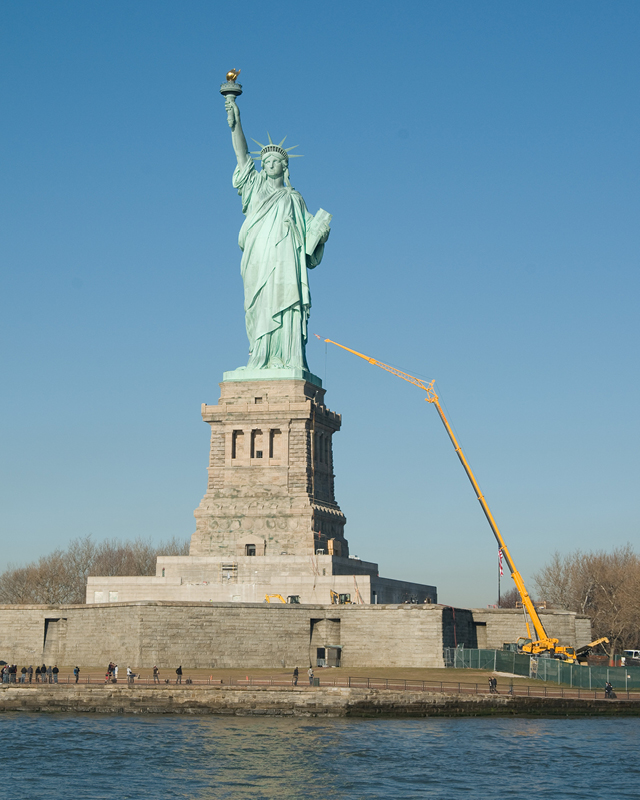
[499,548,504,577]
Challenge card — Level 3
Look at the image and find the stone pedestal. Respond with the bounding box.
[190,378,348,559]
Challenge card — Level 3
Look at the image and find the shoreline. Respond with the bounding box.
[1,685,639,717]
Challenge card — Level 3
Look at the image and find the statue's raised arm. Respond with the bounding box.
[225,96,249,169]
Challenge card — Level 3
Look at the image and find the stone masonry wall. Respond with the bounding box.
[471,608,592,650]
[339,605,446,668]
[0,603,447,669]
[0,603,590,670]
[0,606,50,663]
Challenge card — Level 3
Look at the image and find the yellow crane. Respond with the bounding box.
[323,337,579,663]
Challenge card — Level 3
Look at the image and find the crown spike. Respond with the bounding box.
[278,136,287,147]
[267,132,274,144]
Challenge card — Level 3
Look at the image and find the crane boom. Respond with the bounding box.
[324,338,574,659]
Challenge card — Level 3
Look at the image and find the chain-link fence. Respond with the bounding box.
[443,647,640,690]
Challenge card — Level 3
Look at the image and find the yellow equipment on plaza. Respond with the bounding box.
[323,337,580,664]
[265,594,286,603]
[265,594,301,604]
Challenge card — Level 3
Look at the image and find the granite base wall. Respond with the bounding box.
[0,603,590,670]
[0,603,449,669]
[471,608,594,650]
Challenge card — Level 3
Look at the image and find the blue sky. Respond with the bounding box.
[1,1,638,607]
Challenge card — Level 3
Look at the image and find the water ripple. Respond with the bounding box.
[0,714,638,799]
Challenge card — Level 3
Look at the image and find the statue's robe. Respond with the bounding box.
[233,159,324,370]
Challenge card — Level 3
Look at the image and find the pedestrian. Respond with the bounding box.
[605,681,614,699]
[35,665,41,683]
[153,666,160,684]
[114,664,118,682]
[20,666,27,684]
[293,666,299,686]
[127,667,134,685]
[41,663,47,683]
[73,666,80,684]
[27,665,33,684]
[176,666,182,684]
[10,665,17,683]
[1,666,8,684]
[46,665,53,684]
[308,666,314,685]
[52,665,59,684]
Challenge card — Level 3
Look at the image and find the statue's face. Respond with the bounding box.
[262,154,286,179]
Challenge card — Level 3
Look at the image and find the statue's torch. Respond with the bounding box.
[220,69,243,126]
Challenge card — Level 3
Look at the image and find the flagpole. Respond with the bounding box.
[498,548,501,607]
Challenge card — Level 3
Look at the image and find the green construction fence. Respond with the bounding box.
[443,647,640,690]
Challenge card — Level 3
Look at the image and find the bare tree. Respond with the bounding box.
[534,545,640,655]
[0,535,189,605]
[496,587,520,608]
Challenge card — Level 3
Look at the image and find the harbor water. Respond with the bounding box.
[1,714,638,799]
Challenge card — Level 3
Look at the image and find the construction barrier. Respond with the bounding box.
[443,647,640,691]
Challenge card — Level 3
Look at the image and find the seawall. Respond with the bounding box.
[1,685,639,717]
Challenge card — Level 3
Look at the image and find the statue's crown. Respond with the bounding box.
[259,144,290,162]
[250,134,303,164]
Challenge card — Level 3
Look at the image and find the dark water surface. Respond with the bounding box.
[0,714,639,799]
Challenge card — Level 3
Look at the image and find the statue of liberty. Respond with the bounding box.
[224,91,331,373]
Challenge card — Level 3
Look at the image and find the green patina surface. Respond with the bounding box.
[221,80,331,378]
[223,367,322,387]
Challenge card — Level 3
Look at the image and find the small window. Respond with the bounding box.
[254,397,263,404]
[94,591,104,603]
[245,544,256,556]
[269,429,281,459]
[251,429,264,458]
[232,430,244,460]
[161,568,165,577]
[109,591,118,603]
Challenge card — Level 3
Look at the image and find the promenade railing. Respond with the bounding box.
[6,670,640,701]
